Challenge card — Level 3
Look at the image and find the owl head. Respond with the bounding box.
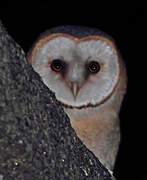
[28,26,127,109]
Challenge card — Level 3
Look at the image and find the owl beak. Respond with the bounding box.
[71,82,80,100]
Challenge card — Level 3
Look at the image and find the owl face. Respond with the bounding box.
[28,28,121,108]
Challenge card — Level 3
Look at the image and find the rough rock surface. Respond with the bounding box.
[0,20,114,180]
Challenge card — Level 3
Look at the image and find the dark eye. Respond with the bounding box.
[87,61,100,73]
[50,59,65,72]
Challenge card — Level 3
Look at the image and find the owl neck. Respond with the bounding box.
[64,104,119,145]
[64,106,120,170]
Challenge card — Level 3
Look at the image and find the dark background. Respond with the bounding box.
[0,2,145,180]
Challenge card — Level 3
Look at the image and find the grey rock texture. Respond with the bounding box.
[0,20,114,180]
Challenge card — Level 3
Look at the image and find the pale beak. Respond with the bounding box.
[70,82,80,100]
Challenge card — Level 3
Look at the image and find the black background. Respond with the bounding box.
[0,2,145,180]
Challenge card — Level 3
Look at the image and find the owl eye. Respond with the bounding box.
[51,59,65,72]
[87,61,100,73]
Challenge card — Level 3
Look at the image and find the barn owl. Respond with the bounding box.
[27,26,127,171]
